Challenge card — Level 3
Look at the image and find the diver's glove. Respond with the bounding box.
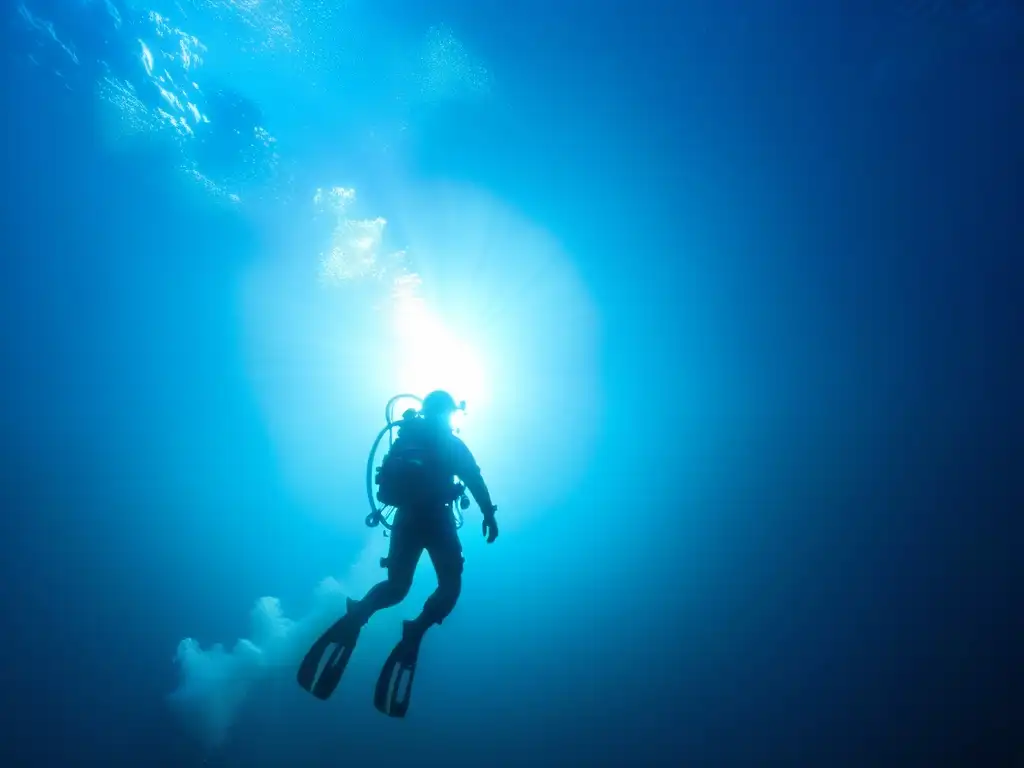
[482,505,499,544]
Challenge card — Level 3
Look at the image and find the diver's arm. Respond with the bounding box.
[463,471,496,517]
[453,438,496,517]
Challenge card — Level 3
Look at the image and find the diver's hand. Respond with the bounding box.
[482,509,499,544]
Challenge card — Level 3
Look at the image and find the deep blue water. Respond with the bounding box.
[1,1,1021,765]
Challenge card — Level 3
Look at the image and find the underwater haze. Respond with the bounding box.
[2,0,1021,765]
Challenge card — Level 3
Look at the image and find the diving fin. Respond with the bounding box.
[297,598,363,700]
[373,621,424,718]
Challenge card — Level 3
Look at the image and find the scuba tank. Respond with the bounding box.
[364,394,469,535]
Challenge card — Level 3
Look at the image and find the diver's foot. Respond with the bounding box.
[321,599,361,641]
[344,597,362,623]
[402,618,429,644]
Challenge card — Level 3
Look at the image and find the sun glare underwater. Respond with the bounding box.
[11,0,602,750]
[181,106,601,757]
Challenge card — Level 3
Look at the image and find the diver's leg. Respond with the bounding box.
[352,567,415,622]
[349,516,420,624]
[371,517,459,717]
[410,522,464,633]
[301,520,423,697]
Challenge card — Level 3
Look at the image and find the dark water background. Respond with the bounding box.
[1,1,1020,765]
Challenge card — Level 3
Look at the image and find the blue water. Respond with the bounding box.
[2,1,1020,765]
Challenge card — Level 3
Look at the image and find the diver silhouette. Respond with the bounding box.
[298,390,499,717]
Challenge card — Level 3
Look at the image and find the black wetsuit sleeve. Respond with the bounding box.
[452,437,495,514]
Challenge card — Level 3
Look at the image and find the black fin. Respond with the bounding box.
[373,623,424,718]
[297,605,362,700]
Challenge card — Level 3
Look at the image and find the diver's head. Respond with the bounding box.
[421,390,459,425]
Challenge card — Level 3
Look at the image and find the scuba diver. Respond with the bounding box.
[297,390,499,718]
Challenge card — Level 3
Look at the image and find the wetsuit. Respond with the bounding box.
[354,420,494,629]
